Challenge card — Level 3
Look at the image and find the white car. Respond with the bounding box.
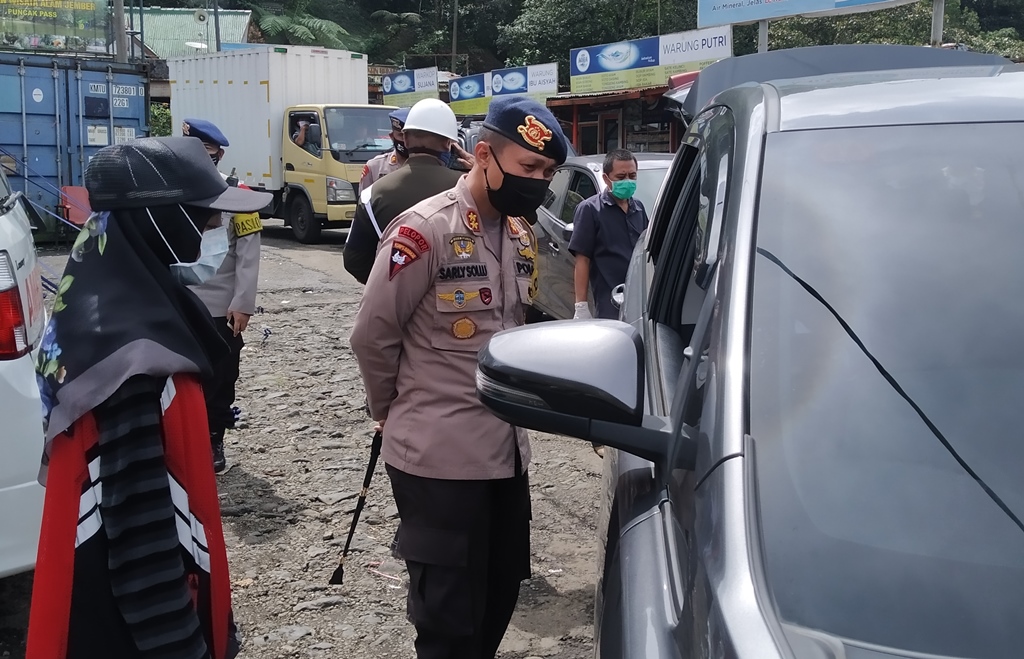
[0,168,46,578]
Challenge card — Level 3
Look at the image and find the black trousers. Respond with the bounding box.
[386,464,532,659]
[203,316,243,438]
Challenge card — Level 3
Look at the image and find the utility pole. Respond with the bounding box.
[113,0,129,63]
[758,19,769,52]
[658,0,661,35]
[213,0,222,51]
[451,0,458,73]
[930,0,945,46]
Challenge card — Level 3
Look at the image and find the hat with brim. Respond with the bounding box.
[86,136,271,213]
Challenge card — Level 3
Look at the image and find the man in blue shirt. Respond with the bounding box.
[568,149,649,319]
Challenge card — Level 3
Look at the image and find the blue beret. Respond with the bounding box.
[483,96,568,166]
[389,107,411,130]
[181,118,229,147]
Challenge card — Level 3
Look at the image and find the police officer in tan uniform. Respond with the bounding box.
[350,96,567,658]
[358,108,409,195]
[182,118,264,473]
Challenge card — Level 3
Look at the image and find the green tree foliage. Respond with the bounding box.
[150,102,172,137]
[145,0,1022,77]
[769,0,1024,59]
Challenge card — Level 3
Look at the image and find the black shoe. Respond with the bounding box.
[212,439,227,473]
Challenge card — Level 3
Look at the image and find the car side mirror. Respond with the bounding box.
[477,320,681,464]
[562,222,573,242]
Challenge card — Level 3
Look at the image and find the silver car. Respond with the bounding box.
[478,57,1024,658]
[532,154,672,320]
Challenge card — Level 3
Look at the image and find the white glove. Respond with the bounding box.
[573,301,592,320]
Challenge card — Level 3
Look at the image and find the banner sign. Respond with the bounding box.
[570,26,732,94]
[382,66,439,106]
[0,0,110,53]
[449,63,558,116]
[448,73,490,115]
[698,0,918,28]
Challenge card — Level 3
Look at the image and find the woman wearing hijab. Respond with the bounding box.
[26,137,271,659]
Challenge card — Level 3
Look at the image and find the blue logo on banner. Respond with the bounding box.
[571,36,660,76]
[450,74,486,100]
[383,72,414,95]
[491,67,528,95]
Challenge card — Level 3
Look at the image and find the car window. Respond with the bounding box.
[543,168,571,219]
[648,138,701,266]
[649,106,734,336]
[751,122,1024,655]
[562,170,597,224]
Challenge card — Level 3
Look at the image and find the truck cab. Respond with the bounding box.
[282,104,397,243]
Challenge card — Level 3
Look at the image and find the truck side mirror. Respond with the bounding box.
[307,124,322,148]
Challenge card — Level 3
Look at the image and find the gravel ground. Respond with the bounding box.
[0,224,602,659]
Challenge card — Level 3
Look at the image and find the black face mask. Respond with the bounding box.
[485,150,550,218]
[393,139,408,158]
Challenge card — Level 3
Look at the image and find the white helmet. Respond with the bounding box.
[403,98,459,141]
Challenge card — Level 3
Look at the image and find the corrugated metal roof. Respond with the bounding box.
[139,7,252,59]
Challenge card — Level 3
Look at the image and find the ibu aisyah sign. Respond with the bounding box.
[698,0,918,28]
[382,67,439,106]
[450,63,559,116]
[570,26,732,94]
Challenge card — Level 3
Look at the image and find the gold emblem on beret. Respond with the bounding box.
[517,115,552,151]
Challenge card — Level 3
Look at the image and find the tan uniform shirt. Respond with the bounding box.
[358,150,403,194]
[350,176,539,481]
[190,179,262,317]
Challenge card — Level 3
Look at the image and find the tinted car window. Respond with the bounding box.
[544,168,572,218]
[562,171,597,224]
[750,123,1024,655]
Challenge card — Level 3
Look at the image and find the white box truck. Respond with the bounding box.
[169,45,397,242]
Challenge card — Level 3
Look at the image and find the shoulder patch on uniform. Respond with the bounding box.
[361,164,370,179]
[398,226,430,253]
[480,287,492,305]
[388,241,420,280]
[232,212,263,237]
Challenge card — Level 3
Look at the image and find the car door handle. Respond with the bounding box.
[548,242,560,253]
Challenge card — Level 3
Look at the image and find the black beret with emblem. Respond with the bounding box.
[181,118,230,147]
[482,96,568,166]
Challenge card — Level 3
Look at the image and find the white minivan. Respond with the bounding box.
[0,167,46,578]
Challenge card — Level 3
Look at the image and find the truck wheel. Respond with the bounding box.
[289,194,320,244]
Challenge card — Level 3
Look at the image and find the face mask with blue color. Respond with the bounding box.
[148,205,229,286]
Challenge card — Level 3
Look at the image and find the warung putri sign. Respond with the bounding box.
[382,67,439,106]
[570,26,732,94]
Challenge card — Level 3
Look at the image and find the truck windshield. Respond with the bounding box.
[323,107,395,163]
[750,122,1024,656]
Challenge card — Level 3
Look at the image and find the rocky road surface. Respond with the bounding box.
[0,224,602,659]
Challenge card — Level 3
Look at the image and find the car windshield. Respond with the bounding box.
[750,122,1024,656]
[323,107,395,163]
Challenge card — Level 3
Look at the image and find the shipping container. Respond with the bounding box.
[0,52,149,239]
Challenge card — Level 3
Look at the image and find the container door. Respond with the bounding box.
[66,67,149,191]
[0,60,66,233]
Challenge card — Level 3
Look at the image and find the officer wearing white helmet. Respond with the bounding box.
[343,98,467,285]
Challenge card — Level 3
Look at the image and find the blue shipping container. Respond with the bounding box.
[0,52,149,238]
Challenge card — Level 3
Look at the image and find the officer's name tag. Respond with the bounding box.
[233,213,263,237]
